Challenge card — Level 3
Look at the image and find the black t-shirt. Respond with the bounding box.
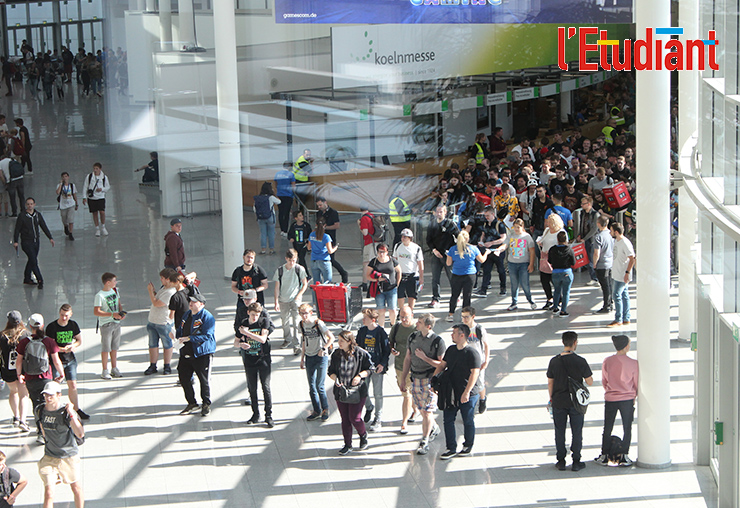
[442,345,482,400]
[231,264,268,305]
[479,219,507,244]
[169,289,190,328]
[546,352,593,409]
[562,189,584,213]
[317,207,340,242]
[549,178,567,197]
[288,222,312,247]
[368,257,398,292]
[237,315,271,367]
[531,197,554,231]
[45,320,81,364]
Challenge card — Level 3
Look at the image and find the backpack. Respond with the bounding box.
[8,160,24,179]
[11,138,24,156]
[409,332,442,378]
[558,354,590,414]
[254,195,272,220]
[364,213,386,242]
[22,337,49,376]
[606,435,625,463]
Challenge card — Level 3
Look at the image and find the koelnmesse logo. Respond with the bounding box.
[557,27,719,71]
[349,30,436,65]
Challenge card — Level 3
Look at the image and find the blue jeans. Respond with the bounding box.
[443,393,480,452]
[305,354,329,414]
[552,269,574,312]
[508,262,533,305]
[613,280,631,322]
[375,287,398,310]
[312,259,332,283]
[147,322,174,349]
[258,217,276,250]
[553,406,584,462]
[584,238,597,280]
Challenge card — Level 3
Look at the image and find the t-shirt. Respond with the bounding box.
[0,331,27,378]
[45,320,81,364]
[300,319,330,357]
[546,352,593,409]
[94,288,120,326]
[442,345,482,399]
[602,354,639,402]
[407,332,445,379]
[316,207,340,242]
[148,286,176,324]
[368,257,399,292]
[467,324,488,368]
[38,406,78,458]
[273,263,307,303]
[593,229,614,269]
[16,336,59,380]
[169,289,190,328]
[57,182,76,210]
[0,466,21,497]
[360,214,374,246]
[389,323,415,369]
[447,244,481,276]
[613,236,635,282]
[274,168,295,197]
[237,316,271,367]
[507,232,534,264]
[549,177,567,197]
[545,205,573,227]
[479,220,506,244]
[562,189,584,212]
[588,176,612,194]
[231,264,268,305]
[393,242,424,275]
[309,232,332,261]
[288,222,312,247]
[356,325,390,370]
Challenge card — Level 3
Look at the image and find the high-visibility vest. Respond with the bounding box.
[610,107,626,126]
[602,125,616,145]
[293,156,310,182]
[389,197,411,222]
[474,143,485,164]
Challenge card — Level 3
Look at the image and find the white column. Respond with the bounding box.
[178,0,196,48]
[213,0,245,277]
[635,0,672,468]
[146,0,156,12]
[159,0,172,51]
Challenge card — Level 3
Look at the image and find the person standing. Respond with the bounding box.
[0,450,28,506]
[253,182,281,255]
[460,307,490,413]
[292,149,313,203]
[365,243,402,328]
[299,303,334,422]
[144,269,178,376]
[164,218,186,270]
[0,156,24,217]
[0,311,31,432]
[473,206,507,298]
[573,195,600,285]
[82,162,111,237]
[14,119,32,174]
[288,210,312,277]
[356,308,391,432]
[502,219,536,311]
[608,222,636,327]
[592,215,614,314]
[595,335,638,467]
[536,214,566,310]
[328,330,374,455]
[547,331,594,471]
[175,294,216,417]
[446,230,489,322]
[359,205,377,288]
[549,231,576,317]
[55,172,78,241]
[13,197,54,289]
[389,305,418,434]
[389,195,412,247]
[231,249,269,327]
[235,302,274,427]
[36,381,85,508]
[308,220,337,283]
[426,205,459,308]
[316,197,349,283]
[273,249,308,355]
[93,272,125,379]
[45,305,89,420]
[1,57,13,96]
[435,324,482,459]
[275,161,296,237]
[393,228,424,310]
[530,185,554,253]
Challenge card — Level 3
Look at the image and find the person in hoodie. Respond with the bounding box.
[13,197,54,289]
[355,308,391,432]
[164,218,186,271]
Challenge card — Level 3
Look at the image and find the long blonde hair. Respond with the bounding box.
[455,230,470,259]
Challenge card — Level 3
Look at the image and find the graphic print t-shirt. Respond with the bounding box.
[507,232,534,264]
[45,320,81,363]
[231,265,268,305]
[94,289,120,326]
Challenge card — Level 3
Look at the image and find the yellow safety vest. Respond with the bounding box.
[293,156,310,182]
[602,125,616,145]
[610,107,625,126]
[474,143,485,164]
[389,197,411,222]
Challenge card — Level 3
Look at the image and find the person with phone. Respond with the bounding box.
[93,273,125,380]
[55,172,78,241]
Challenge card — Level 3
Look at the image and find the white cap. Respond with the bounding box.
[28,313,44,328]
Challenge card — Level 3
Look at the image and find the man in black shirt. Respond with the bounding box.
[474,207,508,297]
[13,197,54,289]
[546,331,593,471]
[434,323,481,459]
[548,166,568,197]
[288,210,312,277]
[231,249,269,328]
[530,185,554,256]
[316,197,348,283]
[426,205,459,308]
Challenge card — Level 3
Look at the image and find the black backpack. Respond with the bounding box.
[9,160,23,179]
[606,435,625,463]
[254,195,272,220]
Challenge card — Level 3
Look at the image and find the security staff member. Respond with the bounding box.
[389,195,412,247]
[293,149,312,204]
[601,118,617,145]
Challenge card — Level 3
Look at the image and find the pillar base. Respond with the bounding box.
[636,460,672,470]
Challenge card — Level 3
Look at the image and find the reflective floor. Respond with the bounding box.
[0,83,717,507]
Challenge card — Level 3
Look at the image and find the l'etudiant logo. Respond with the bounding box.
[557,27,719,72]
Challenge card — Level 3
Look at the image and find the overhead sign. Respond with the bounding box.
[277,0,632,24]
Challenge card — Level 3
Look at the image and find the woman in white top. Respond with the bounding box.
[536,214,566,310]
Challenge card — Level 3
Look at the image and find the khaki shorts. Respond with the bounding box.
[363,243,376,263]
[39,454,80,486]
[60,207,76,225]
[100,321,121,352]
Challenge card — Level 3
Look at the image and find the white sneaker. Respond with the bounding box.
[95,227,101,237]
[101,225,109,236]
[111,367,123,378]
[586,280,599,286]
[101,369,112,380]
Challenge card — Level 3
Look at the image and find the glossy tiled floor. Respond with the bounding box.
[0,82,718,507]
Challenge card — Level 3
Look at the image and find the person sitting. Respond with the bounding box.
[135,151,159,183]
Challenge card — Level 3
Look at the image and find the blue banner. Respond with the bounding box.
[276,0,632,24]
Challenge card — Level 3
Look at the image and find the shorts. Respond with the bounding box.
[52,357,78,382]
[38,454,81,486]
[410,377,437,413]
[362,243,376,263]
[397,275,419,299]
[88,198,105,213]
[396,368,411,390]
[0,368,18,383]
[375,287,398,310]
[100,321,121,353]
[147,322,174,349]
[59,206,75,225]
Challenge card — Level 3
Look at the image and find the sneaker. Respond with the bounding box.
[530,301,537,310]
[37,282,44,290]
[18,421,30,433]
[429,425,441,442]
[555,460,566,471]
[445,314,453,322]
[416,440,429,455]
[111,367,123,378]
[64,225,69,236]
[607,321,622,327]
[293,347,301,356]
[507,304,518,311]
[11,417,19,427]
[428,299,440,308]
[101,369,112,380]
[572,461,586,472]
[68,233,75,241]
[358,433,368,450]
[542,301,553,310]
[369,418,381,432]
[458,446,472,456]
[201,403,211,416]
[499,288,506,296]
[594,307,610,314]
[265,416,274,428]
[306,412,321,422]
[552,307,560,314]
[408,411,417,423]
[586,280,599,286]
[619,455,634,467]
[246,414,260,425]
[472,291,487,298]
[163,365,172,375]
[77,409,90,420]
[321,409,329,421]
[399,425,408,435]
[100,225,109,236]
[594,454,609,466]
[364,408,374,423]
[559,311,570,317]
[478,397,487,414]
[180,403,200,415]
[338,445,353,455]
[144,365,158,375]
[281,340,291,349]
[95,227,101,237]
[440,450,457,460]
[36,433,45,445]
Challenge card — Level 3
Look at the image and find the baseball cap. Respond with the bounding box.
[28,313,44,328]
[189,294,206,304]
[242,289,257,301]
[42,381,63,395]
[401,228,413,238]
[7,310,22,325]
[170,218,182,226]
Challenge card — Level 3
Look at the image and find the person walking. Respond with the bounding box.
[549,231,576,317]
[503,219,536,311]
[235,302,274,427]
[473,206,508,298]
[316,197,349,283]
[365,243,402,328]
[144,269,178,376]
[94,272,125,379]
[328,330,374,455]
[273,249,308,355]
[393,228,425,310]
[274,161,295,237]
[536,214,565,310]
[356,308,391,431]
[55,172,78,241]
[254,182,281,255]
[426,205,459,308]
[445,230,489,322]
[299,303,335,422]
[13,197,54,289]
[14,119,32,174]
[288,210,312,277]
[81,162,111,237]
[175,294,216,417]
[389,305,419,434]
[0,311,31,432]
[308,220,337,283]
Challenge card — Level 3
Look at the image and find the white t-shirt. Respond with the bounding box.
[613,236,635,282]
[393,241,424,275]
[94,289,120,326]
[56,182,76,210]
[83,171,111,200]
[148,286,176,324]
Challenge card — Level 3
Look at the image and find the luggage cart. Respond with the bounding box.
[311,284,363,329]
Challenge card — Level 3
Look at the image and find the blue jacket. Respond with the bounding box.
[177,308,216,358]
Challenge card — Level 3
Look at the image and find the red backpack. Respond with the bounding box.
[11,137,25,156]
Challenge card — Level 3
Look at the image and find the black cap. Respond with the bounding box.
[189,294,206,304]
[612,335,629,351]
[170,218,182,226]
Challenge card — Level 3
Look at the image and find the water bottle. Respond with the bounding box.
[547,400,553,419]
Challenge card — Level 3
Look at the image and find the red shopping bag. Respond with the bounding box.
[571,242,589,269]
[602,182,632,209]
[473,192,491,206]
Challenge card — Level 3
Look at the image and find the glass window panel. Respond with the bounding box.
[61,0,81,22]
[28,2,54,25]
[6,4,29,26]
[80,0,103,20]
